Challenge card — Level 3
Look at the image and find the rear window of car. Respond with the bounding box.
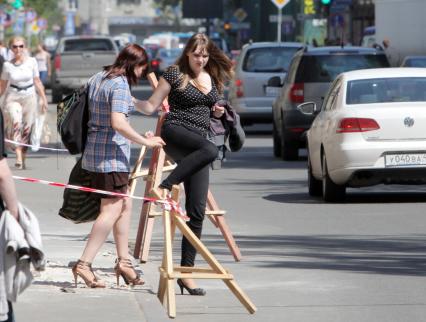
[158,48,182,59]
[63,39,115,52]
[403,58,426,67]
[211,38,225,51]
[296,54,389,83]
[242,47,299,73]
[346,77,426,104]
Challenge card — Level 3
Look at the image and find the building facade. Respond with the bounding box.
[59,0,193,43]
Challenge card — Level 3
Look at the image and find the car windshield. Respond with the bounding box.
[404,58,426,67]
[211,38,224,50]
[296,54,389,83]
[63,39,115,51]
[242,47,298,73]
[159,48,182,58]
[346,77,426,104]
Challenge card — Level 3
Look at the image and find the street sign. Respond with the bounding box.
[37,18,48,30]
[271,0,291,42]
[25,10,37,23]
[331,14,344,27]
[233,8,247,22]
[270,0,291,9]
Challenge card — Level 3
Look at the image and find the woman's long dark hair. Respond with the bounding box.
[104,43,148,85]
[175,33,233,94]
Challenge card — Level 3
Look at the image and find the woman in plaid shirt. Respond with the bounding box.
[72,44,165,288]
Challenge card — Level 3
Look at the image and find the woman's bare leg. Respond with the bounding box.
[112,197,132,259]
[79,197,124,263]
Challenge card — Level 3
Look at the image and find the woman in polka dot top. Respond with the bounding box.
[135,33,233,295]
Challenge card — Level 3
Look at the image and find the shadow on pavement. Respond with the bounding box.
[186,233,426,277]
[264,190,426,205]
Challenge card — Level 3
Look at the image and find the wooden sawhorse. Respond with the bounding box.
[155,186,256,318]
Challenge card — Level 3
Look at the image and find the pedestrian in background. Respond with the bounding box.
[134,33,233,295]
[0,108,19,322]
[382,38,402,67]
[34,44,51,87]
[72,44,165,288]
[0,41,7,77]
[0,36,48,169]
[0,40,13,62]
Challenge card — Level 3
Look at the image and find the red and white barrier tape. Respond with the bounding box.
[12,175,188,220]
[162,103,170,113]
[5,139,68,152]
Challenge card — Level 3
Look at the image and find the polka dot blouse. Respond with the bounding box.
[162,65,220,134]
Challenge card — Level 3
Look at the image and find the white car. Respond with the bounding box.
[299,68,426,202]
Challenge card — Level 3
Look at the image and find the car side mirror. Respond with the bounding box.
[297,102,319,115]
[267,76,282,87]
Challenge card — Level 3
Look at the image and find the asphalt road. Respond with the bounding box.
[10,97,426,322]
[131,112,426,321]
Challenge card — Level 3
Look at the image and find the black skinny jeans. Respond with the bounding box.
[160,123,218,267]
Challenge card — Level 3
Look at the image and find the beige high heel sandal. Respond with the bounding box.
[114,258,144,287]
[71,260,106,288]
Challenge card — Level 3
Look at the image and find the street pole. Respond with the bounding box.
[206,17,210,37]
[277,7,282,42]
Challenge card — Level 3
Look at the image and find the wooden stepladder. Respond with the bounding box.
[129,73,242,263]
[155,186,256,318]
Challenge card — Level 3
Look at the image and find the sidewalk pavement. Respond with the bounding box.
[9,107,258,322]
[8,107,171,322]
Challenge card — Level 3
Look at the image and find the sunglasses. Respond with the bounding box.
[12,45,24,49]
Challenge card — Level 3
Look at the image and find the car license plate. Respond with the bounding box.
[385,153,426,167]
[265,86,280,97]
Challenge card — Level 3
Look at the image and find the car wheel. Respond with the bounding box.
[308,152,322,196]
[241,119,252,127]
[273,121,281,157]
[52,89,63,104]
[281,133,298,162]
[321,154,345,202]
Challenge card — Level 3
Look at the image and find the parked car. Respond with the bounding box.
[211,35,230,57]
[177,32,230,57]
[271,46,390,160]
[51,36,119,103]
[150,47,182,76]
[228,42,303,126]
[300,68,426,202]
[400,56,426,67]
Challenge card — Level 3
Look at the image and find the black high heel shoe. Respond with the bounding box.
[177,278,206,296]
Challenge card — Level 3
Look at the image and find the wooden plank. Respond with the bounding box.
[163,196,176,318]
[205,210,226,215]
[172,205,256,314]
[173,272,234,280]
[206,190,242,261]
[224,279,257,314]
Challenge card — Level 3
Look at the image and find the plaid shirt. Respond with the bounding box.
[82,72,134,173]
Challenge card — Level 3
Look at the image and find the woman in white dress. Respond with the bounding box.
[0,36,48,169]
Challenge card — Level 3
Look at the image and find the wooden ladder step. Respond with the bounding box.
[205,210,226,216]
[148,211,164,218]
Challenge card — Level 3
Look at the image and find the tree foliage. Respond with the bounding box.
[152,0,182,26]
[152,0,181,12]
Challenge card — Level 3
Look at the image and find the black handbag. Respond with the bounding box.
[57,85,89,155]
[59,158,100,223]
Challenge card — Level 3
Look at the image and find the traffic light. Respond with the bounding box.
[318,0,332,17]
